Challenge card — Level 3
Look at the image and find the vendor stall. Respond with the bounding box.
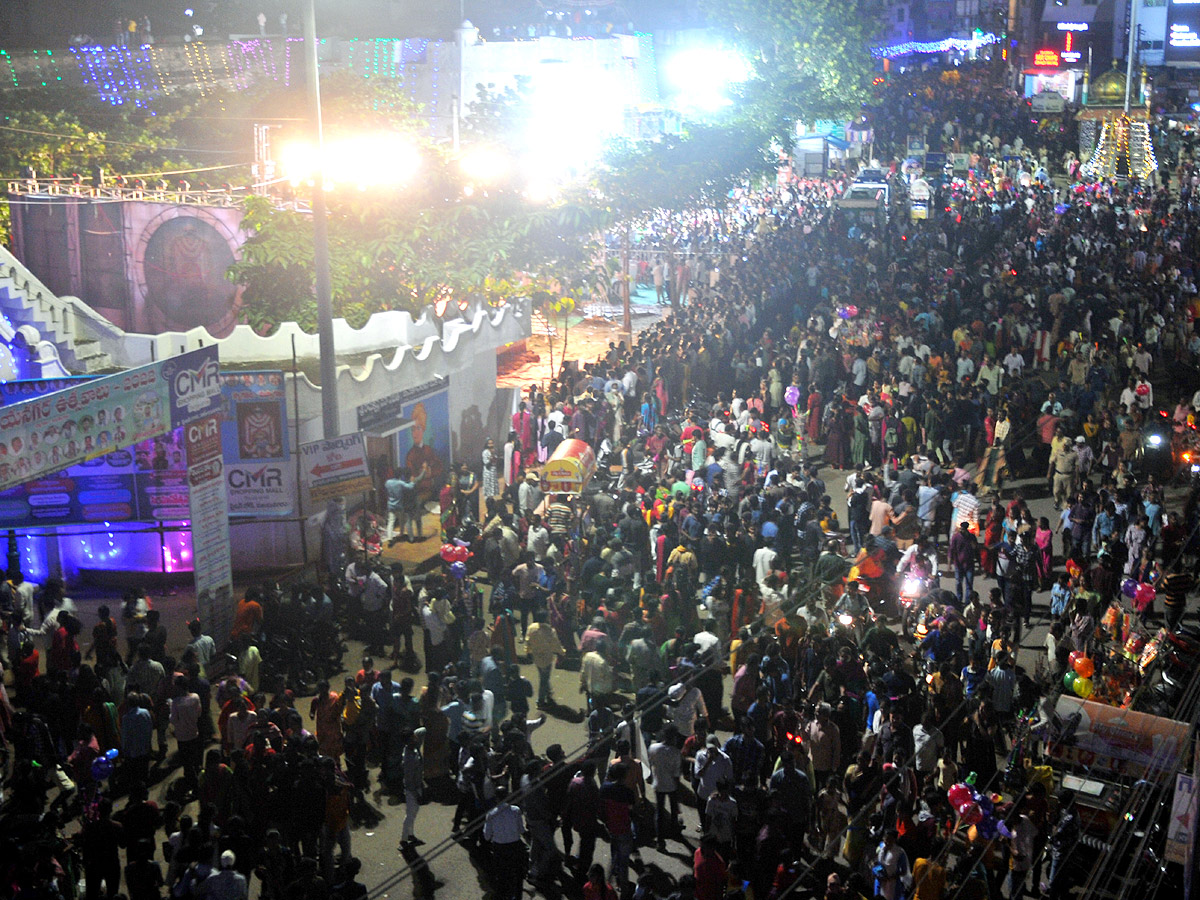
[540,439,597,494]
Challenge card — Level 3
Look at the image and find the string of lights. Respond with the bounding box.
[871,31,1000,59]
[1081,114,1157,181]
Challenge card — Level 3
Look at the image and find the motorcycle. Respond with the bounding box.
[1137,411,1176,481]
[899,573,934,639]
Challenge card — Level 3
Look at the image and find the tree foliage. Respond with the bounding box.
[593,122,773,217]
[701,0,879,146]
[227,153,612,331]
[0,85,198,178]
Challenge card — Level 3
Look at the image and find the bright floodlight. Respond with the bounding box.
[665,47,751,112]
[524,60,625,177]
[278,135,421,189]
[459,146,510,183]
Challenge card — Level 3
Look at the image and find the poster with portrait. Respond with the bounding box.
[357,379,450,505]
[219,371,294,517]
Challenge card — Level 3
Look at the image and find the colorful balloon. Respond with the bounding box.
[1073,676,1093,698]
[91,754,115,781]
[1064,671,1078,691]
[958,802,983,827]
[452,545,471,563]
[1065,559,1081,578]
[1067,650,1083,670]
[440,543,457,562]
[784,386,801,407]
[1121,578,1138,599]
[947,784,972,808]
[1136,384,1150,397]
[1073,656,1094,678]
[449,561,467,580]
[1134,583,1156,610]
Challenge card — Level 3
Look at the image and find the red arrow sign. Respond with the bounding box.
[310,458,363,478]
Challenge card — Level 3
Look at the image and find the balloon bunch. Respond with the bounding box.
[1120,577,1156,612]
[1064,652,1094,697]
[440,543,471,564]
[947,777,1012,840]
[836,305,859,319]
[91,748,119,781]
[1064,558,1082,579]
[784,386,801,408]
[440,542,472,580]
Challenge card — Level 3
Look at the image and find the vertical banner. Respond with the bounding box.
[1168,773,1197,865]
[186,413,235,644]
[220,372,294,516]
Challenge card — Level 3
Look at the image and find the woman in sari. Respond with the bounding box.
[653,374,669,417]
[806,388,823,442]
[850,406,869,467]
[418,673,450,780]
[439,476,457,541]
[825,404,849,469]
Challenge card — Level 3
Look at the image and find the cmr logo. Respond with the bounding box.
[174,358,221,403]
[188,418,219,444]
[229,466,284,489]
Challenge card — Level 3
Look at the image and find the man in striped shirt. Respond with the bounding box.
[1161,562,1195,631]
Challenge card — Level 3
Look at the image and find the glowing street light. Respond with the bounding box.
[458,146,510,184]
[279,135,422,190]
[664,47,752,113]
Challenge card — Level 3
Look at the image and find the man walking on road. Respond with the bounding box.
[949,522,979,605]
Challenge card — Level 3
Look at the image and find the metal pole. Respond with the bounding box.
[291,334,309,567]
[621,225,632,342]
[303,0,340,440]
[1124,0,1138,114]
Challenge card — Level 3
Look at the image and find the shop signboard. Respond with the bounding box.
[1167,0,1200,64]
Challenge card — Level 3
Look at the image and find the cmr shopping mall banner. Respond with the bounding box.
[0,346,222,493]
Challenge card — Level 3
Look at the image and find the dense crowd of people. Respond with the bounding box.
[4,62,1200,900]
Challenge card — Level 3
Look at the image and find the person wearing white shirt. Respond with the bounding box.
[760,580,786,627]
[667,683,707,736]
[693,735,733,829]
[730,394,745,419]
[648,730,683,846]
[622,369,638,397]
[851,356,868,388]
[692,625,720,657]
[751,434,774,472]
[753,545,778,585]
[975,359,1003,395]
[1003,350,1025,378]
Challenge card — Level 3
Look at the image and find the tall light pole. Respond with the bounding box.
[302,0,340,440]
[1124,0,1138,113]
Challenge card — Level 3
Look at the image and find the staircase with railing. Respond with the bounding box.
[0,245,116,374]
